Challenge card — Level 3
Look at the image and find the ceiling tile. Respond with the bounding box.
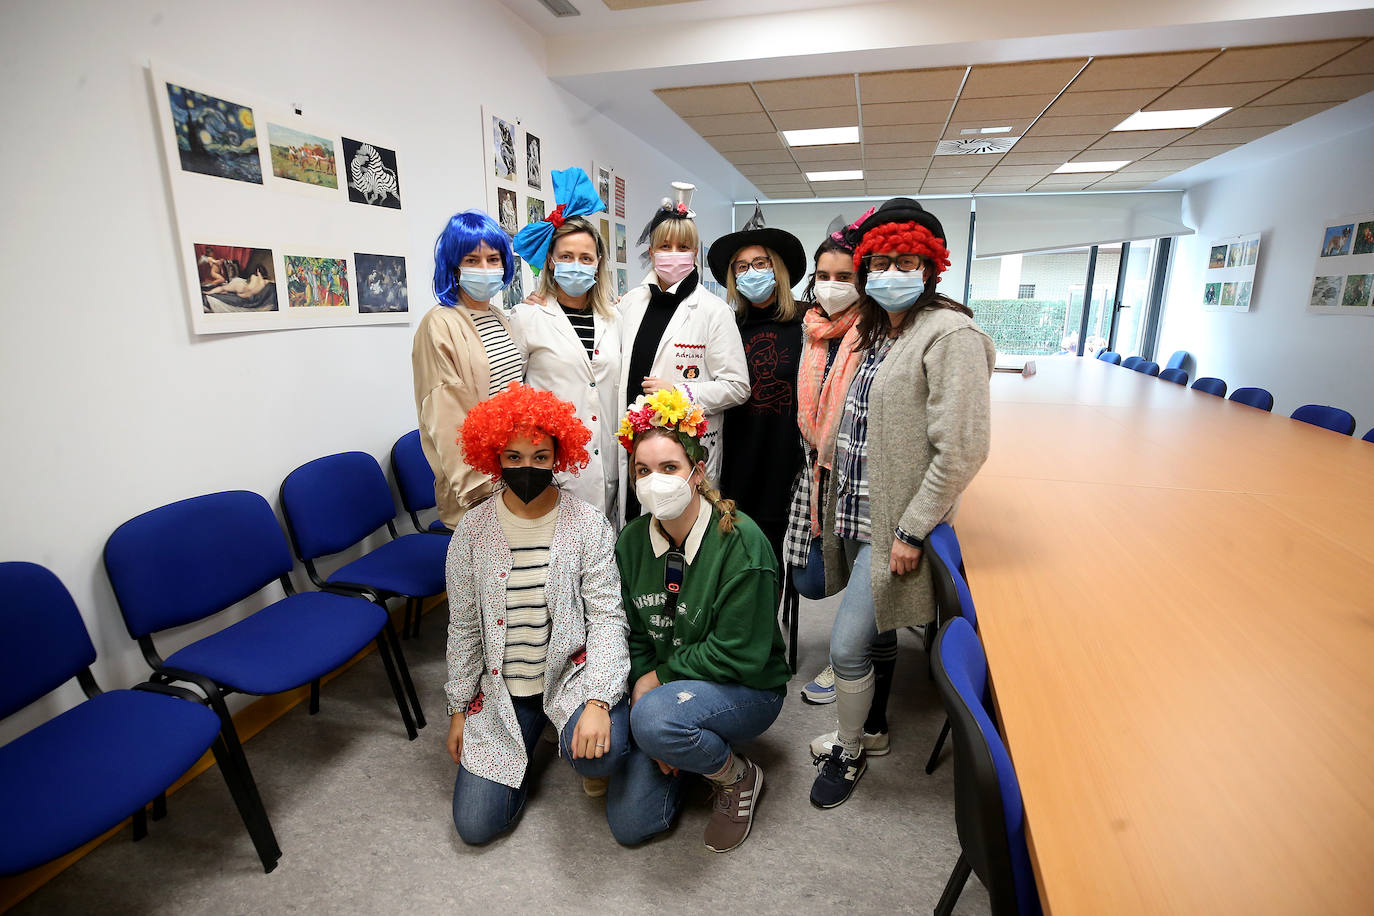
[865,168,929,180]
[758,190,815,199]
[814,181,867,195]
[1145,143,1238,159]
[925,163,996,178]
[863,123,947,144]
[1305,39,1374,77]
[859,67,966,103]
[862,100,956,126]
[962,59,1088,97]
[707,133,785,152]
[769,106,859,131]
[1087,128,1192,149]
[1144,81,1284,111]
[1025,114,1132,136]
[1070,51,1220,91]
[727,148,798,165]
[1252,73,1374,106]
[789,143,862,162]
[1182,40,1362,84]
[865,184,925,195]
[1171,126,1279,146]
[751,180,811,190]
[1119,160,1185,173]
[976,180,1035,190]
[1046,88,1164,116]
[686,112,775,136]
[864,142,939,160]
[950,95,1057,123]
[753,75,856,111]
[986,164,1060,177]
[654,84,761,117]
[998,150,1076,166]
[1007,133,1103,152]
[922,183,978,194]
[864,157,935,172]
[1031,176,1099,190]
[1206,102,1338,128]
[736,162,803,177]
[1090,177,1153,187]
[942,119,1035,140]
[1069,148,1155,163]
[795,158,866,172]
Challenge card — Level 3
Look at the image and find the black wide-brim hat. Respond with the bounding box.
[707,227,807,287]
[852,197,946,244]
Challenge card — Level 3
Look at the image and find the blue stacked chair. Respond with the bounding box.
[0,561,277,874]
[1192,377,1227,397]
[1229,387,1274,411]
[1290,405,1357,436]
[931,617,1043,916]
[924,523,975,775]
[1165,350,1190,372]
[1134,360,1160,377]
[1096,351,1122,365]
[391,430,451,535]
[1158,368,1188,386]
[1121,356,1144,370]
[1363,428,1374,443]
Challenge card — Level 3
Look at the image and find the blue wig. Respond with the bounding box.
[432,209,514,305]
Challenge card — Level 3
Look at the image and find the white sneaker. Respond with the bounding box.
[800,665,836,704]
[809,728,890,759]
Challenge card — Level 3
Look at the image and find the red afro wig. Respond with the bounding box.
[459,382,592,480]
[853,221,951,278]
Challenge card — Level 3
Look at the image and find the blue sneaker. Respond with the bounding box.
[800,664,835,705]
[810,744,866,809]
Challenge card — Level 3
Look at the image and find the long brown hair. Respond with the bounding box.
[852,257,972,351]
[630,427,737,534]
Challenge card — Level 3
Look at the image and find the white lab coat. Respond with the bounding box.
[616,270,749,521]
[509,300,622,520]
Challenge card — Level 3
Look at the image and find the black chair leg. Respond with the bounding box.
[200,685,275,845]
[384,619,426,729]
[309,678,321,715]
[374,632,418,740]
[209,736,281,873]
[410,596,423,639]
[152,792,168,821]
[131,806,148,841]
[925,718,951,775]
[786,581,800,674]
[934,853,971,916]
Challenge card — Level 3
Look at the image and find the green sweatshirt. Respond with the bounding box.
[615,506,791,695]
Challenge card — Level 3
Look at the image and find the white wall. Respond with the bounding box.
[1158,118,1374,424]
[0,0,733,741]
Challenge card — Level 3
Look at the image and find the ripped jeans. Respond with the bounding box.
[606,680,783,845]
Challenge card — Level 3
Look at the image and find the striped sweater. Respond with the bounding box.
[495,496,556,696]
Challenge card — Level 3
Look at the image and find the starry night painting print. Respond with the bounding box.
[166,83,262,184]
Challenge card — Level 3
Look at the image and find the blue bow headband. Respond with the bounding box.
[512,167,607,273]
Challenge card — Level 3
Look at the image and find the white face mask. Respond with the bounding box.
[813,280,859,315]
[636,471,696,521]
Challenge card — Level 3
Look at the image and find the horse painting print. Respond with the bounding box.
[343,137,402,209]
[268,123,338,189]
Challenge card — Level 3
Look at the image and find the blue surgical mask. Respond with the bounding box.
[736,268,777,304]
[457,267,506,302]
[553,262,597,296]
[865,269,925,313]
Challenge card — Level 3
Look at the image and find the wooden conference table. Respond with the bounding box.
[956,358,1374,915]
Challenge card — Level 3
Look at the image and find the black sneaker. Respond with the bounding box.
[809,744,866,809]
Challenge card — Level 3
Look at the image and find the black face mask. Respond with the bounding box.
[501,466,553,504]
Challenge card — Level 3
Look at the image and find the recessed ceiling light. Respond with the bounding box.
[1054,160,1131,173]
[806,170,863,182]
[1112,108,1231,131]
[782,126,861,147]
[960,126,1012,135]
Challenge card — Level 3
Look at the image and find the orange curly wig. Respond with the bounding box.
[853,221,951,277]
[459,382,591,480]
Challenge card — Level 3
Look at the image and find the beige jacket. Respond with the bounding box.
[823,306,995,631]
[411,303,525,528]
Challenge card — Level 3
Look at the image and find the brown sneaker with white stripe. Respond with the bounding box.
[703,756,762,853]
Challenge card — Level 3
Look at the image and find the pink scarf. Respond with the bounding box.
[797,305,863,535]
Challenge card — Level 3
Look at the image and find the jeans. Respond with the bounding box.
[829,540,898,681]
[452,694,630,845]
[606,680,784,846]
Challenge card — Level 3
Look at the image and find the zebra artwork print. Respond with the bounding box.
[347,143,400,207]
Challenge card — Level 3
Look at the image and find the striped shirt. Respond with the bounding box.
[467,307,525,396]
[833,338,893,543]
[560,304,596,360]
[495,496,557,697]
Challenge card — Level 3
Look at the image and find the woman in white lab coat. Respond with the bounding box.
[617,182,748,522]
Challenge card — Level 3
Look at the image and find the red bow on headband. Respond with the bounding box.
[548,204,567,228]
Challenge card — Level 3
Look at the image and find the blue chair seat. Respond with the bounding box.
[0,690,220,874]
[428,519,451,533]
[326,533,449,598]
[164,592,387,695]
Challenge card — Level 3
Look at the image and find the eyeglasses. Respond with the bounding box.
[864,254,924,272]
[553,253,599,265]
[732,256,773,276]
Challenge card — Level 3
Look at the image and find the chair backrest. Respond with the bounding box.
[0,562,98,719]
[1290,404,1357,436]
[1229,387,1273,411]
[1192,377,1227,398]
[1165,349,1190,371]
[391,430,438,514]
[105,491,294,638]
[1134,360,1160,377]
[1096,350,1122,365]
[1158,367,1188,386]
[1121,356,1143,370]
[926,523,977,628]
[932,618,1042,916]
[280,451,397,561]
[1363,428,1374,443]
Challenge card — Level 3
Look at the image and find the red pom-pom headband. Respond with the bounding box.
[852,222,951,277]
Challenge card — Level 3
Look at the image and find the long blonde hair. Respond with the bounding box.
[536,217,614,320]
[725,245,797,321]
[631,427,736,534]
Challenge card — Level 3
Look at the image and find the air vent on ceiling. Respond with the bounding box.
[536,0,581,16]
[935,137,1019,155]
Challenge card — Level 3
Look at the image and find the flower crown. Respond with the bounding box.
[617,387,708,464]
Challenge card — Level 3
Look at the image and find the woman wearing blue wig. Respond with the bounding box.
[412,210,527,529]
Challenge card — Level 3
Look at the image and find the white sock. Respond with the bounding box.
[708,751,746,785]
[833,669,876,756]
